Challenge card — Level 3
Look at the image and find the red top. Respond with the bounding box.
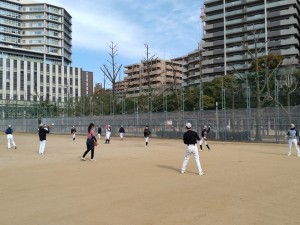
[87,128,95,139]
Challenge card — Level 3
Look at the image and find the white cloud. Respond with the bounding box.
[43,0,204,62]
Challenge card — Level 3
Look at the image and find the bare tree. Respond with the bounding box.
[232,28,283,141]
[140,43,158,112]
[164,60,182,111]
[279,67,300,123]
[100,41,122,114]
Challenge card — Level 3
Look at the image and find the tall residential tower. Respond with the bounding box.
[0,0,72,65]
[0,0,81,102]
[202,0,300,78]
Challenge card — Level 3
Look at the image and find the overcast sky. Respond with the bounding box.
[42,0,204,85]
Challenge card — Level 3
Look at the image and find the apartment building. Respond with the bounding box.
[0,0,72,65]
[0,58,81,101]
[202,0,300,77]
[181,46,216,87]
[120,59,182,98]
[0,0,82,102]
[81,70,93,96]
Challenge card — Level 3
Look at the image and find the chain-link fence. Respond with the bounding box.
[1,106,299,143]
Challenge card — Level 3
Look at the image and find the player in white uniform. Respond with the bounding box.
[286,124,300,156]
[181,122,204,176]
[5,125,17,149]
[105,125,111,144]
[199,125,210,151]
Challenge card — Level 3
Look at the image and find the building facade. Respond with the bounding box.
[181,46,215,88]
[0,0,82,103]
[0,0,72,65]
[0,57,81,101]
[120,59,182,98]
[202,0,300,78]
[81,70,93,96]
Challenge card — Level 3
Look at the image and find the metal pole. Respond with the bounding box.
[275,70,279,143]
[216,101,219,139]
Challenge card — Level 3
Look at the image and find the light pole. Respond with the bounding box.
[216,101,219,139]
[164,94,168,121]
[135,98,139,133]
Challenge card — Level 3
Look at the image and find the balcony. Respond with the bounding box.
[269,27,298,38]
[205,4,223,13]
[205,13,223,22]
[226,55,249,62]
[226,9,243,17]
[226,0,261,9]
[246,4,264,13]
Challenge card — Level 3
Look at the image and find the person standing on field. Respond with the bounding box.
[5,125,17,149]
[98,126,102,140]
[286,124,300,156]
[119,125,125,140]
[38,124,50,155]
[71,125,76,141]
[199,125,210,151]
[81,123,97,161]
[181,122,204,176]
[105,125,111,144]
[144,125,151,147]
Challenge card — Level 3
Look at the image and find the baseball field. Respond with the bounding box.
[1,133,300,225]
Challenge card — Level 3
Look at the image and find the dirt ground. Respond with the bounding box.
[0,133,300,225]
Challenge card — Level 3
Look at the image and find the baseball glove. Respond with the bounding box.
[298,141,300,146]
[94,140,98,146]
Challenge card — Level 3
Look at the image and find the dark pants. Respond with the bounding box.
[82,138,95,159]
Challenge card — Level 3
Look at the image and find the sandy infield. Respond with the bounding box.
[0,133,300,225]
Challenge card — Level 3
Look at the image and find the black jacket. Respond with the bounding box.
[39,127,50,141]
[183,130,200,145]
[144,128,151,137]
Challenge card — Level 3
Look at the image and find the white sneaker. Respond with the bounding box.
[198,149,203,152]
[199,171,205,176]
[288,153,291,156]
[181,171,185,174]
[81,157,86,161]
[90,158,96,161]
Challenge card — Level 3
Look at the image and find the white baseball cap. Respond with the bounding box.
[186,123,192,129]
[291,124,295,128]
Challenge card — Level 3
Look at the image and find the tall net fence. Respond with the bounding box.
[1,106,299,143]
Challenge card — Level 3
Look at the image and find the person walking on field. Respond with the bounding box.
[119,125,125,140]
[5,125,17,149]
[98,126,102,140]
[181,122,204,176]
[38,124,50,155]
[105,125,111,144]
[71,125,76,141]
[199,125,211,151]
[144,125,151,147]
[81,123,98,161]
[286,124,300,156]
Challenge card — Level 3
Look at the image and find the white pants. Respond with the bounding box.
[145,137,149,143]
[72,133,76,139]
[39,140,47,154]
[7,134,16,149]
[98,133,101,139]
[288,139,300,155]
[120,133,124,139]
[106,132,111,140]
[181,145,203,173]
[199,137,207,146]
